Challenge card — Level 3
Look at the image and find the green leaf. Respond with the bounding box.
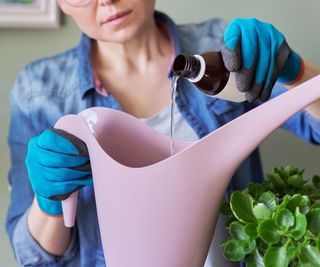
[309,193,320,201]
[275,208,295,232]
[229,221,250,241]
[316,235,320,251]
[286,194,303,212]
[300,184,317,196]
[273,167,288,181]
[248,183,267,200]
[228,222,256,255]
[287,244,299,261]
[306,208,320,235]
[285,165,304,177]
[259,192,277,212]
[300,195,310,206]
[304,229,316,239]
[278,195,291,210]
[299,204,310,215]
[223,239,246,261]
[283,186,296,195]
[225,217,237,228]
[290,208,307,240]
[253,203,271,220]
[230,191,256,223]
[311,202,320,209]
[220,202,232,216]
[299,244,320,266]
[246,249,265,267]
[298,263,318,267]
[263,245,289,267]
[312,175,320,189]
[243,239,256,255]
[299,196,311,215]
[258,219,281,244]
[267,173,286,191]
[245,223,258,239]
[287,174,307,188]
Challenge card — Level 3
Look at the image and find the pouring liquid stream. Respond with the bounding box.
[170,75,180,155]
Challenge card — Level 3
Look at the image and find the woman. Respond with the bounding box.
[6,0,320,266]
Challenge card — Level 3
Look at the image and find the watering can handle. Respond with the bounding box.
[54,124,89,228]
[54,110,97,228]
[53,113,91,228]
[62,192,78,227]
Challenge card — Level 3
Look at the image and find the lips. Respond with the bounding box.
[102,10,132,24]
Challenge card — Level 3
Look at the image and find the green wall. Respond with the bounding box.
[1,1,319,266]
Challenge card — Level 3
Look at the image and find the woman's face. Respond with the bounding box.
[58,0,156,43]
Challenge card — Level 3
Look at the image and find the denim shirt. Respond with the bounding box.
[6,11,320,267]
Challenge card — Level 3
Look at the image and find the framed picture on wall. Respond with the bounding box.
[0,0,60,29]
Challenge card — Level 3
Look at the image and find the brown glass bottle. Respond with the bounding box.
[172,51,245,102]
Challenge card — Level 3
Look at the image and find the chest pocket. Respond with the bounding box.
[206,98,247,125]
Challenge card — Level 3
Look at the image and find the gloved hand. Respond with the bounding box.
[26,128,92,216]
[221,18,303,102]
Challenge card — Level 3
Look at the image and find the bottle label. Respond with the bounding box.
[214,72,246,102]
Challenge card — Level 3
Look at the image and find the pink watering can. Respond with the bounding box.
[55,75,320,267]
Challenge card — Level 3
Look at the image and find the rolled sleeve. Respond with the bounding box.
[304,111,320,137]
[13,209,78,266]
[271,82,320,144]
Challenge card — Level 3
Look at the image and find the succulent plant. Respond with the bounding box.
[221,166,320,267]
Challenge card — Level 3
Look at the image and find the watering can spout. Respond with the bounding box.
[54,75,320,266]
[214,75,320,168]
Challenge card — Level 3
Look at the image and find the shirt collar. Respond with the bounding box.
[154,11,181,78]
[76,33,95,98]
[76,10,181,98]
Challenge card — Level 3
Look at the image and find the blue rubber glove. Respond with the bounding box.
[26,128,92,216]
[221,18,303,102]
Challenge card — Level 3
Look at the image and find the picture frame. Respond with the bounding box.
[0,0,60,29]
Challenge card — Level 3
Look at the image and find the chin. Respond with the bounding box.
[98,29,139,44]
